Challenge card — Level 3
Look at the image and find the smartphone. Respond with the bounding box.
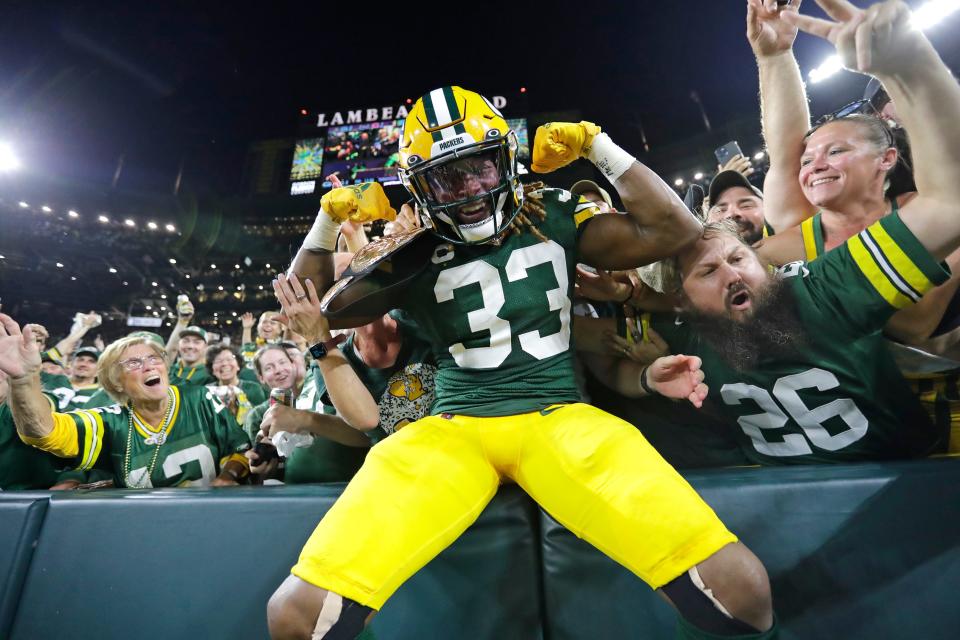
[776,0,791,6]
[715,141,744,167]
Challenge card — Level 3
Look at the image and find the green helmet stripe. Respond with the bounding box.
[442,86,461,121]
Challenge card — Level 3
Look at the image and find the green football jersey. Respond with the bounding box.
[40,371,75,411]
[60,385,251,487]
[169,361,215,386]
[78,386,116,409]
[63,383,103,411]
[376,188,595,416]
[658,213,948,464]
[0,397,69,490]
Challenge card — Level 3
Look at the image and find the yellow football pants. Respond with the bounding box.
[291,403,736,609]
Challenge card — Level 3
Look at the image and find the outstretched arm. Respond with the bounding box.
[749,0,817,232]
[53,312,99,358]
[786,0,960,259]
[0,315,54,439]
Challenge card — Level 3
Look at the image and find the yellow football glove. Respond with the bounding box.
[320,182,397,224]
[531,121,602,173]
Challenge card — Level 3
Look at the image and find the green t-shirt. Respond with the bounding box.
[296,317,437,444]
[59,385,250,487]
[658,213,948,464]
[366,188,595,416]
[0,397,70,490]
[169,361,215,386]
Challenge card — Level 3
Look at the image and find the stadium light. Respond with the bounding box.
[68,210,79,218]
[55,262,63,268]
[165,223,176,232]
[258,285,264,290]
[234,263,240,269]
[210,264,217,269]
[123,281,129,286]
[694,172,704,181]
[147,221,158,230]
[41,206,52,213]
[98,215,109,223]
[124,219,136,227]
[674,178,684,187]
[70,276,76,281]
[160,294,167,299]
[809,0,960,83]
[217,285,224,291]
[0,254,5,259]
[108,267,117,273]
[265,263,271,269]
[231,311,237,316]
[145,305,152,311]
[18,201,28,208]
[185,274,191,279]
[169,258,176,264]
[0,142,20,171]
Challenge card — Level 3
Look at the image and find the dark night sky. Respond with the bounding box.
[0,1,956,195]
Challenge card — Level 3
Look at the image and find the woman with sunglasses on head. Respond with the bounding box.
[0,314,252,488]
[747,0,960,336]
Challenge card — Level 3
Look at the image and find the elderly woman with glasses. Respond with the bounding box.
[0,314,251,488]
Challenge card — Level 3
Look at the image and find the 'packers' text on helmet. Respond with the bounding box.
[398,86,522,245]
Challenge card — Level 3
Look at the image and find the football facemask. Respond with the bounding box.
[399,86,523,245]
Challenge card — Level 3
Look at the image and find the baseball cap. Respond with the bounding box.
[74,346,101,361]
[708,171,763,206]
[180,326,208,341]
[128,330,165,346]
[570,179,614,210]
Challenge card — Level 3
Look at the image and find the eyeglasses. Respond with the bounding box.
[118,355,165,371]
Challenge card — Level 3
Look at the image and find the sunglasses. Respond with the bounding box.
[810,99,894,148]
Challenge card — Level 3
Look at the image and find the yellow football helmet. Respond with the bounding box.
[398,86,522,244]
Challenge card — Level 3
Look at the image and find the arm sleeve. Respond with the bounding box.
[20,410,108,471]
[804,212,950,335]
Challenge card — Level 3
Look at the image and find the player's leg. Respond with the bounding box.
[267,414,499,640]
[515,403,775,638]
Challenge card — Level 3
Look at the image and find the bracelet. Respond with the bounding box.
[639,365,656,396]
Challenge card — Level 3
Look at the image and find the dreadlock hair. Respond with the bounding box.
[504,181,550,243]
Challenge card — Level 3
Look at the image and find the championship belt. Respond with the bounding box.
[320,226,439,319]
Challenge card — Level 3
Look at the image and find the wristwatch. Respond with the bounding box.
[308,334,347,360]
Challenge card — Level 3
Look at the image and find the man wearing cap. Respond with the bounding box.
[570,179,615,213]
[170,325,215,386]
[705,171,771,245]
[62,346,103,410]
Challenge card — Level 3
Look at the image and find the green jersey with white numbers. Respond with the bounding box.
[62,383,104,411]
[379,189,595,416]
[57,385,250,487]
[658,213,948,464]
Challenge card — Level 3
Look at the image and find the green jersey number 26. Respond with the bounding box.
[433,241,570,369]
[721,368,869,457]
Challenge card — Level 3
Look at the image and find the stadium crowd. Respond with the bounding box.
[1,0,958,638]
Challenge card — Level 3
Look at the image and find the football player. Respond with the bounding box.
[265,84,778,639]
